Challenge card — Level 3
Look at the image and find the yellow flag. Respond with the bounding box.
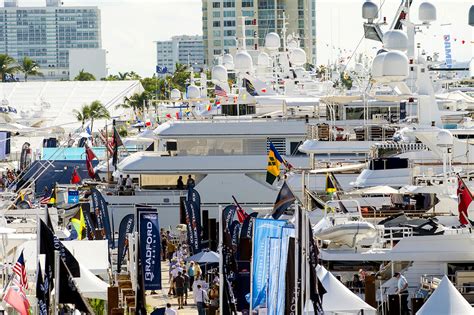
[266,149,281,185]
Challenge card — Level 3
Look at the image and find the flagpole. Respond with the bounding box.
[218,205,224,313]
[54,250,60,314]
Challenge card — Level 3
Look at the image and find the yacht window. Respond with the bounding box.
[290,141,305,156]
[140,174,206,189]
[177,138,246,156]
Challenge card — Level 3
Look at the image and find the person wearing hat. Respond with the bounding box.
[394,272,409,315]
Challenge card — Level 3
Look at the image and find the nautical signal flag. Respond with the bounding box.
[266,142,283,185]
[71,206,87,240]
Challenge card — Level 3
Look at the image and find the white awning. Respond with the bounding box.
[347,185,399,195]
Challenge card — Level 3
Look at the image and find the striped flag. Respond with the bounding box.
[215,85,227,97]
[13,250,28,290]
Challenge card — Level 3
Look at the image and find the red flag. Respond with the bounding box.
[71,168,81,184]
[165,113,172,119]
[232,195,249,223]
[4,280,30,315]
[457,176,472,225]
[85,146,97,179]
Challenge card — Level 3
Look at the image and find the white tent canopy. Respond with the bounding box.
[316,265,376,314]
[416,275,474,315]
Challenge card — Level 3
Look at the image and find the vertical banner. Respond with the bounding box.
[285,237,299,315]
[222,205,237,231]
[184,200,195,252]
[117,214,135,272]
[251,218,286,310]
[276,227,295,315]
[240,212,258,239]
[186,188,202,254]
[267,237,281,315]
[80,202,96,240]
[138,208,162,290]
[90,188,112,246]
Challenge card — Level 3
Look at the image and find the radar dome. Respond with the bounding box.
[362,0,379,20]
[257,52,271,67]
[212,65,228,82]
[234,50,253,71]
[289,48,307,66]
[436,130,454,147]
[469,5,474,26]
[223,54,233,65]
[383,30,408,51]
[265,32,281,50]
[170,89,181,100]
[382,51,409,78]
[371,52,386,78]
[419,2,436,23]
[186,85,200,99]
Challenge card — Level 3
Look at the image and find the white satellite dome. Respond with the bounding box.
[436,130,454,147]
[170,88,181,100]
[362,0,379,20]
[371,52,386,78]
[257,52,271,67]
[382,51,408,78]
[211,65,228,82]
[186,85,200,99]
[223,54,233,65]
[289,48,307,66]
[383,30,408,51]
[265,32,281,51]
[234,50,253,71]
[419,2,437,23]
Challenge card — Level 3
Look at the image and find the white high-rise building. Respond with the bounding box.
[202,0,317,65]
[0,0,103,80]
[156,35,205,74]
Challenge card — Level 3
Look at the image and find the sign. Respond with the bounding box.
[251,218,286,309]
[67,190,79,204]
[117,214,134,272]
[138,208,161,290]
[90,188,112,245]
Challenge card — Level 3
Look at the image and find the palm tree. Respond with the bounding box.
[118,72,129,80]
[73,104,91,128]
[88,100,110,133]
[74,69,96,81]
[116,92,149,118]
[18,56,43,82]
[0,54,19,82]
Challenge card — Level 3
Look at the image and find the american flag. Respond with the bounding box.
[215,85,227,97]
[12,251,28,290]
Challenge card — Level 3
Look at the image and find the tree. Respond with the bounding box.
[116,92,149,118]
[73,104,91,128]
[88,100,110,133]
[74,69,96,81]
[19,56,43,82]
[118,72,130,80]
[169,63,190,91]
[0,54,19,82]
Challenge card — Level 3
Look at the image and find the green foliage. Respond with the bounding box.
[118,125,128,137]
[73,104,91,128]
[74,100,110,132]
[0,54,20,82]
[19,56,42,81]
[89,299,105,315]
[74,69,96,81]
[340,71,353,90]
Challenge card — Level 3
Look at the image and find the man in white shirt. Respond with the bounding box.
[194,284,209,315]
[165,303,177,315]
[394,272,409,315]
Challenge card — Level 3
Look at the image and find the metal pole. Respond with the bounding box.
[218,205,224,313]
[106,121,111,183]
[54,250,60,314]
[295,201,299,315]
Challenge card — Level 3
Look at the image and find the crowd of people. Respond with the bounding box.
[0,168,19,190]
[158,229,219,314]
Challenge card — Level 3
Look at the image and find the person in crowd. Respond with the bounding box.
[168,265,177,296]
[394,272,409,315]
[161,234,168,261]
[174,271,185,310]
[125,174,133,189]
[195,284,209,315]
[194,262,202,280]
[118,174,125,189]
[167,241,176,262]
[164,303,177,315]
[177,176,184,189]
[186,175,195,189]
[182,269,190,306]
[187,261,195,291]
[208,284,219,315]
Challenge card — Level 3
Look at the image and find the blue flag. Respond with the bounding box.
[138,208,161,290]
[90,188,113,247]
[117,214,134,272]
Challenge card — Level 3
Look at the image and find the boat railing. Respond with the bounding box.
[378,226,414,248]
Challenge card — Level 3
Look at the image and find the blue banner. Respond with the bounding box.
[138,209,161,290]
[276,227,295,315]
[222,205,237,231]
[240,212,258,239]
[268,238,281,315]
[185,200,201,253]
[67,190,79,204]
[251,218,286,309]
[117,214,134,272]
[90,188,112,246]
[184,200,195,251]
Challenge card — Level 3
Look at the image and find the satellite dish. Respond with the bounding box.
[419,2,437,23]
[265,32,281,51]
[362,0,379,22]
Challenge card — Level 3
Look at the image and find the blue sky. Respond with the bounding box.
[12,0,474,76]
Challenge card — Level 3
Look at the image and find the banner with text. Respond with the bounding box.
[138,208,161,290]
